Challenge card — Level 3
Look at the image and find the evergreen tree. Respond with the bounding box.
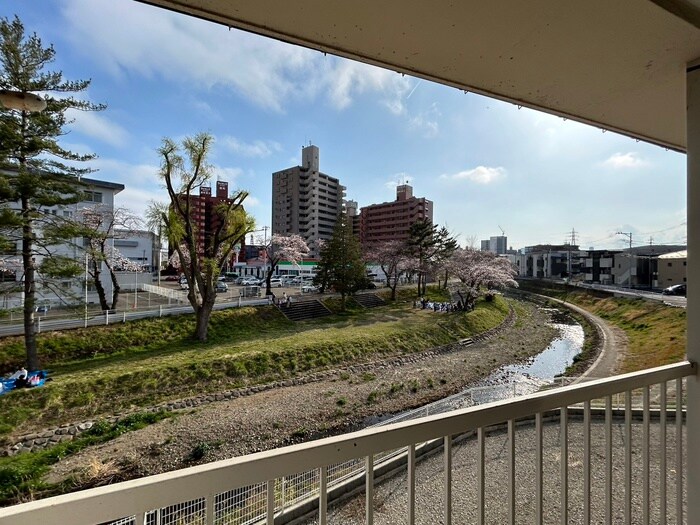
[0,16,105,370]
[407,220,458,295]
[315,214,365,311]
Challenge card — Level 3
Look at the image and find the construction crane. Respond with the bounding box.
[498,225,506,236]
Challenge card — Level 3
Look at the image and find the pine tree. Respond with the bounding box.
[315,214,366,311]
[0,16,105,370]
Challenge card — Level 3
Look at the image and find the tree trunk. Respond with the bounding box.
[195,299,215,341]
[265,266,273,297]
[108,267,121,311]
[340,292,346,312]
[21,195,39,371]
[92,260,110,312]
[390,282,398,301]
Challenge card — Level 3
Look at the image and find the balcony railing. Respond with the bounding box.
[0,361,693,525]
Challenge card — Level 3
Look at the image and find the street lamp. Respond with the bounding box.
[0,89,47,112]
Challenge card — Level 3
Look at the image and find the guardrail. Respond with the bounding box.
[0,361,692,525]
[0,294,271,337]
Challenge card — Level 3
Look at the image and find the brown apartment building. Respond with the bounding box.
[176,180,245,264]
[353,184,433,247]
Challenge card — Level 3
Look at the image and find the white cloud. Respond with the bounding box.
[408,102,440,138]
[67,109,129,148]
[602,152,650,169]
[440,166,506,184]
[244,196,261,207]
[222,137,281,158]
[62,0,412,116]
[211,166,244,182]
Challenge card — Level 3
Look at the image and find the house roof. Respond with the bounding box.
[137,0,700,152]
[659,250,688,258]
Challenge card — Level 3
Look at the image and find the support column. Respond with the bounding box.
[686,60,700,525]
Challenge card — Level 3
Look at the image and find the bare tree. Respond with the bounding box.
[153,133,254,342]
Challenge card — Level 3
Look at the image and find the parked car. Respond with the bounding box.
[301,284,319,293]
[269,278,283,288]
[215,282,228,293]
[34,304,50,314]
[662,283,686,296]
[163,275,179,282]
[242,277,261,286]
[180,281,189,290]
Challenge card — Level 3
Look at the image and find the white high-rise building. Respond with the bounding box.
[272,145,346,258]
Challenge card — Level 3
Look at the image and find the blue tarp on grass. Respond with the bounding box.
[0,370,48,396]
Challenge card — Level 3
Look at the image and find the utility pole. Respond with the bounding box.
[648,236,654,289]
[566,228,578,281]
[616,231,633,289]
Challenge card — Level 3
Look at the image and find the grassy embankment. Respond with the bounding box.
[0,287,509,441]
[0,287,511,504]
[517,281,686,373]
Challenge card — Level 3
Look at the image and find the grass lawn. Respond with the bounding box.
[0,287,508,440]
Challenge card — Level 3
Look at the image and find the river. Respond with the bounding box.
[369,307,585,427]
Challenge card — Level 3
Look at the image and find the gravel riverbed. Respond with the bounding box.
[46,300,567,487]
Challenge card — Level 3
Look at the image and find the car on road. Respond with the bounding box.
[301,284,319,293]
[662,283,686,296]
[215,282,228,293]
[180,281,189,290]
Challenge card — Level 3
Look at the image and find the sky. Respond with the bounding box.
[1,0,688,252]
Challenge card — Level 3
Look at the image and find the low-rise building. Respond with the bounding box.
[657,250,687,287]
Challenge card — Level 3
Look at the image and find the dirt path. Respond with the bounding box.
[530,294,628,380]
[44,299,609,490]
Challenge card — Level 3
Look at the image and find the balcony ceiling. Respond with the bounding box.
[138,0,700,152]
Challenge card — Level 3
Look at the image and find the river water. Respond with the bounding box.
[369,308,585,426]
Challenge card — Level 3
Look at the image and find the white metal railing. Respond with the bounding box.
[0,361,693,525]
[0,294,271,337]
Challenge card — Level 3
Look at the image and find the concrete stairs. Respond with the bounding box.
[353,293,387,308]
[278,298,332,321]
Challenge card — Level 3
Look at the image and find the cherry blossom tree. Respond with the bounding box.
[44,205,142,311]
[366,240,413,301]
[261,234,309,296]
[446,248,518,309]
[79,206,141,311]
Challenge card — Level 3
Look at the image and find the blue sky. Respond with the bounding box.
[2,0,688,251]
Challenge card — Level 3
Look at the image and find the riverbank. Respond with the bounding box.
[42,298,559,494]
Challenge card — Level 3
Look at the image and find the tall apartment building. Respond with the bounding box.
[272,145,346,258]
[357,184,433,247]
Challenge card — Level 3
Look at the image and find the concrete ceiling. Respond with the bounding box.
[137,0,700,152]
